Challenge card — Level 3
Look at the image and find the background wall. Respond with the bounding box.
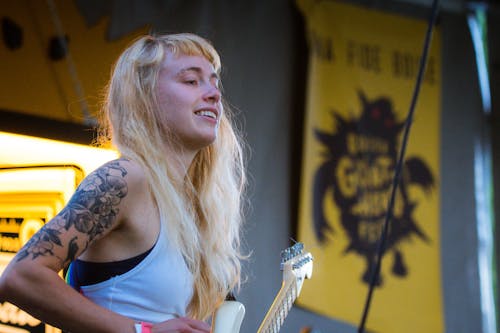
[1,0,498,332]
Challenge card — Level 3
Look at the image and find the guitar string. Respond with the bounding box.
[266,283,298,333]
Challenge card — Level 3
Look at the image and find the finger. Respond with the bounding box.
[178,317,211,332]
[194,325,210,332]
[173,323,210,333]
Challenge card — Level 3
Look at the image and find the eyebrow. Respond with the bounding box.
[177,67,219,81]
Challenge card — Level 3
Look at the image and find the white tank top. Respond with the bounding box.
[79,222,193,323]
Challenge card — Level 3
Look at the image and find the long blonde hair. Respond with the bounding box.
[99,33,247,320]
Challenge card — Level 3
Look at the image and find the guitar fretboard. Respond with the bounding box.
[257,280,298,333]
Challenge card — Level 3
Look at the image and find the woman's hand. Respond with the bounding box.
[152,317,211,333]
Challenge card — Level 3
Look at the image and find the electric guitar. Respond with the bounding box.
[212,242,313,333]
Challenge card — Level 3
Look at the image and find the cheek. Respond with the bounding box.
[157,89,181,121]
[156,85,173,109]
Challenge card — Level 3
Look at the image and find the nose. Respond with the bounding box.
[203,84,221,104]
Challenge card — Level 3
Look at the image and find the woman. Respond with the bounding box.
[0,33,247,333]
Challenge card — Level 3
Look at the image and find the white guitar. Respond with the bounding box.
[212,242,313,333]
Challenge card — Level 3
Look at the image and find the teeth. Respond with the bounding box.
[196,110,217,119]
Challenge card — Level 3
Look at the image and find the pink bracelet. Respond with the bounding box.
[134,322,153,333]
[141,322,153,333]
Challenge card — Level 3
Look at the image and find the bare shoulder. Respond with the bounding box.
[91,157,144,184]
[80,157,151,224]
[87,157,148,195]
[112,158,148,187]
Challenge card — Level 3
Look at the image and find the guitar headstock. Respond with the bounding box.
[280,242,313,293]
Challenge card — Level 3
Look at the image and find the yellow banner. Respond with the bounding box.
[296,1,443,332]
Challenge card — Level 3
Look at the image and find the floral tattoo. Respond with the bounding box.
[16,160,128,267]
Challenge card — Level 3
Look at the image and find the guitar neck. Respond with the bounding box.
[256,278,298,333]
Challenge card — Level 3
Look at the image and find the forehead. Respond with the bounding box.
[159,52,217,76]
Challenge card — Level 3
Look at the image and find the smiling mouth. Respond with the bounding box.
[195,110,217,120]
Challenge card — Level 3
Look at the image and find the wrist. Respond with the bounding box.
[134,322,153,333]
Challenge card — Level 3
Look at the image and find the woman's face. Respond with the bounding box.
[156,51,222,152]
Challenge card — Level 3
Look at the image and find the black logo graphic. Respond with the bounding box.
[313,91,435,286]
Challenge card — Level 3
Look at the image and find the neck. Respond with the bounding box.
[164,144,198,182]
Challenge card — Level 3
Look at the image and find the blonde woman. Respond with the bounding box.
[0,33,247,333]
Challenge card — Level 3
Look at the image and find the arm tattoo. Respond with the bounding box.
[16,160,128,266]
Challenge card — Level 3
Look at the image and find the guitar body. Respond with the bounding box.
[212,243,313,333]
[212,301,246,333]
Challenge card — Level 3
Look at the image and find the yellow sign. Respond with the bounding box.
[0,168,82,333]
[0,167,80,333]
[296,1,443,332]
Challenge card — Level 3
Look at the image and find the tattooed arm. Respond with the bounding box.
[0,159,140,333]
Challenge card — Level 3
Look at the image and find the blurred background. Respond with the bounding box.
[0,0,499,332]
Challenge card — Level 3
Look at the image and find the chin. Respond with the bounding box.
[188,135,217,152]
[201,130,218,145]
